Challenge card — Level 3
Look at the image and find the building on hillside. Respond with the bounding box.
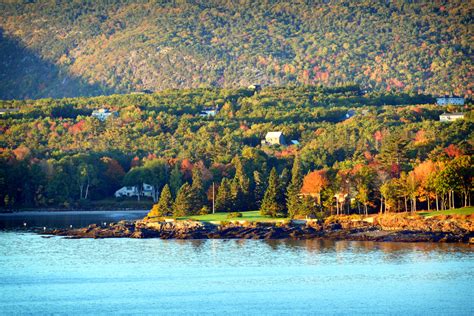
[436,96,465,106]
[199,107,219,117]
[248,84,262,92]
[114,183,154,198]
[92,109,117,121]
[262,131,286,146]
[290,140,300,146]
[439,112,465,122]
[345,109,356,119]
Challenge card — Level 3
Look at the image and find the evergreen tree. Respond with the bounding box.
[232,156,250,196]
[173,183,192,217]
[190,167,205,213]
[287,155,303,218]
[148,184,173,217]
[253,170,266,208]
[278,168,290,215]
[230,177,243,211]
[300,195,318,218]
[169,163,183,198]
[215,177,232,212]
[260,167,284,217]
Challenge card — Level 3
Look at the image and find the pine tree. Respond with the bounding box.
[215,177,232,212]
[190,167,205,213]
[230,178,243,211]
[278,168,290,215]
[173,183,192,217]
[300,195,318,218]
[169,163,183,198]
[260,167,283,217]
[253,170,266,208]
[287,155,303,218]
[233,156,250,196]
[148,184,173,217]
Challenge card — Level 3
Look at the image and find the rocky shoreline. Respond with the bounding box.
[43,214,474,243]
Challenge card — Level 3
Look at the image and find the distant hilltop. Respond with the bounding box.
[0,0,472,100]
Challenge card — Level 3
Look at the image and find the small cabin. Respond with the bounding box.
[263,131,286,146]
[345,109,356,119]
[92,109,117,121]
[439,112,465,122]
[436,96,465,106]
[199,108,218,117]
[248,84,262,93]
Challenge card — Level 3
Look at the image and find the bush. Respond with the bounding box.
[199,206,210,215]
[227,212,243,219]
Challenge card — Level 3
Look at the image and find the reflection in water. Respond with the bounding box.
[0,232,472,315]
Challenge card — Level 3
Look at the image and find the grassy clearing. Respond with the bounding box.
[418,207,474,217]
[176,210,288,223]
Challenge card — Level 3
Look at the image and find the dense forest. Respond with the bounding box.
[0,85,472,217]
[0,0,472,99]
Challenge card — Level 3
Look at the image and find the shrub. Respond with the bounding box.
[227,212,243,219]
[199,206,210,215]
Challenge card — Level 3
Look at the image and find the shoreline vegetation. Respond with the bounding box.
[43,208,474,243]
[1,86,472,224]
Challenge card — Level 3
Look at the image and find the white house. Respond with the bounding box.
[92,109,117,121]
[199,108,218,117]
[436,96,465,106]
[345,109,356,119]
[439,112,465,122]
[115,183,154,198]
[262,131,286,146]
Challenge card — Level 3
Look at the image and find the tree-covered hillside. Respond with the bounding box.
[0,0,472,99]
[0,85,472,214]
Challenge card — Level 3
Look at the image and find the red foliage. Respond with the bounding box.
[210,163,233,178]
[180,159,194,179]
[239,122,249,131]
[13,145,30,161]
[101,157,125,182]
[390,163,400,177]
[145,153,157,161]
[275,147,297,158]
[130,156,140,168]
[374,130,383,142]
[444,144,464,158]
[68,120,86,135]
[301,170,328,196]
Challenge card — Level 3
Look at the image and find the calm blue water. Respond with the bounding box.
[0,213,473,315]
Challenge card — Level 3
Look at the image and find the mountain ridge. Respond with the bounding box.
[0,0,472,99]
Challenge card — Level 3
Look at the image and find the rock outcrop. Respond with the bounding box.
[44,214,474,243]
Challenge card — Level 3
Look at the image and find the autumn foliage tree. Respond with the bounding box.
[301,170,328,206]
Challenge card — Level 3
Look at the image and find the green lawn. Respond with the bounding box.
[418,207,474,217]
[176,210,288,223]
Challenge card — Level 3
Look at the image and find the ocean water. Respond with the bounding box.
[0,213,473,315]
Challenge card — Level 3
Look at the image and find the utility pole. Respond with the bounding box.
[212,182,215,214]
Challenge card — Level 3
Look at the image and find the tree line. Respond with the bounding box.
[0,86,472,214]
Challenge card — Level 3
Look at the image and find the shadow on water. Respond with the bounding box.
[0,28,116,100]
[263,238,473,256]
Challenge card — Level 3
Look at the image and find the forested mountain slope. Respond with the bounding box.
[0,0,472,99]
